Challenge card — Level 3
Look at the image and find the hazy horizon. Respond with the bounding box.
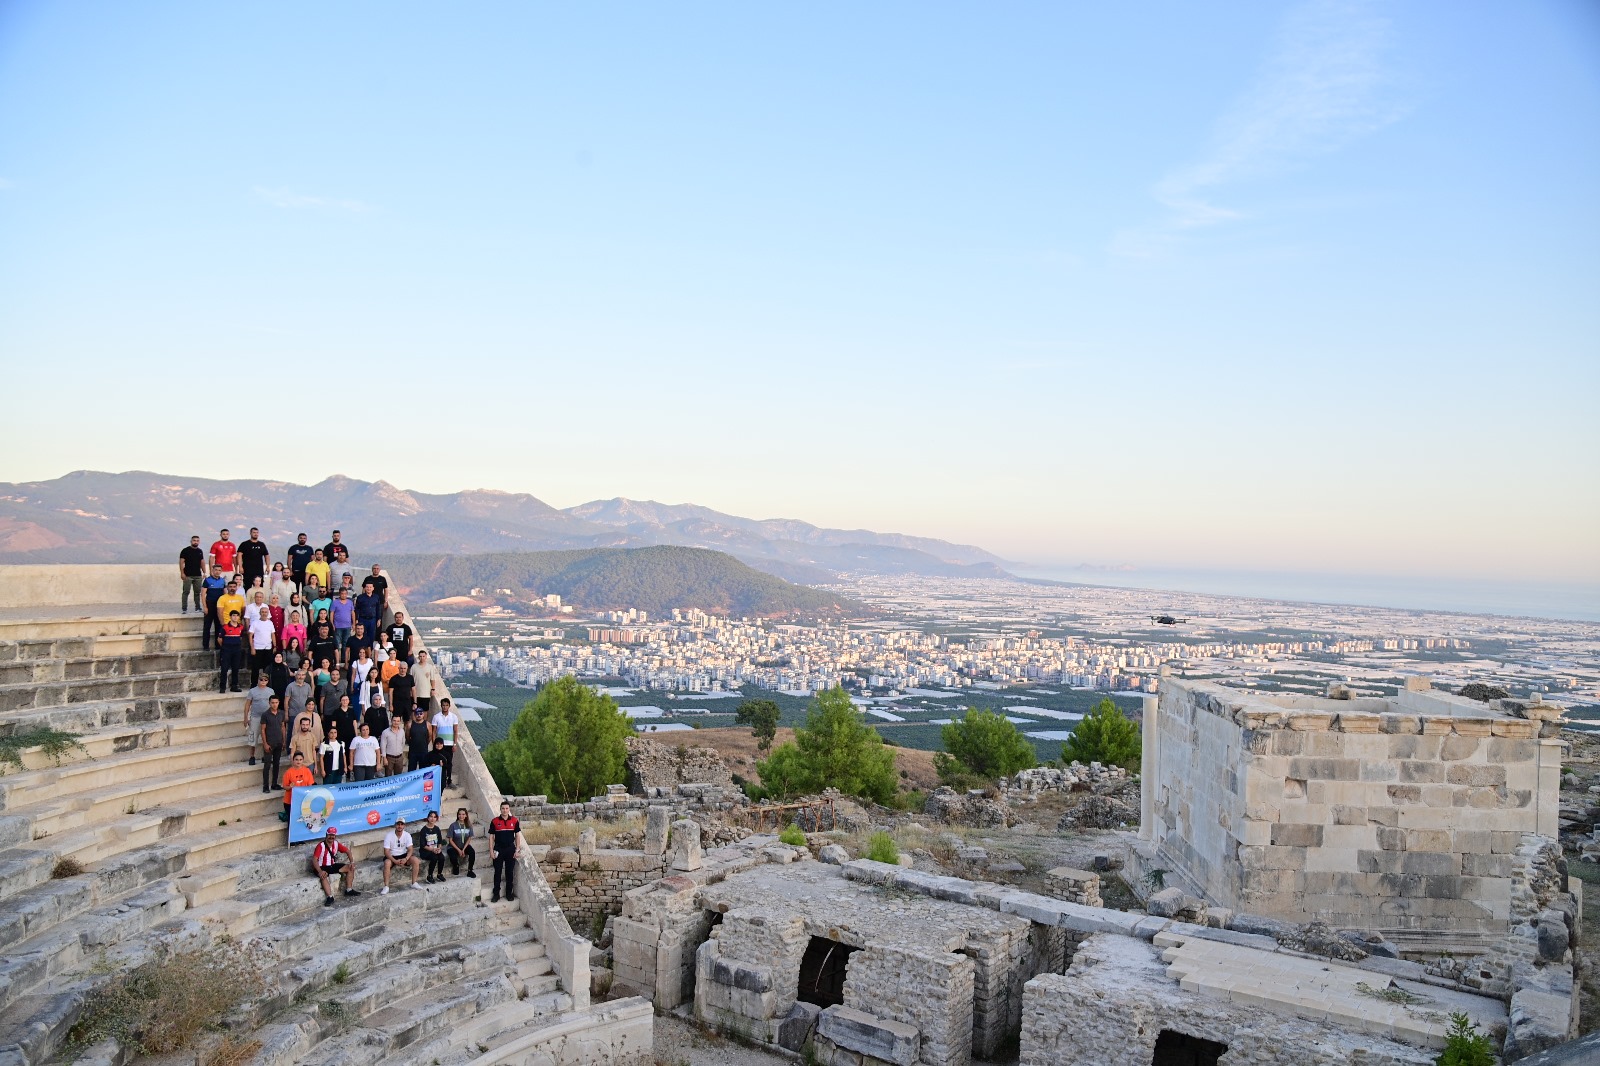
[0,2,1594,588]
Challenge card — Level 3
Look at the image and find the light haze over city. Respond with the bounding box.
[0,1,1595,614]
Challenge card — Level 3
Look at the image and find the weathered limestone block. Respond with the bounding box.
[671,819,702,872]
[819,844,850,865]
[817,1005,920,1066]
[645,805,670,857]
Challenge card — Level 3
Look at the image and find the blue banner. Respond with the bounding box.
[287,768,443,843]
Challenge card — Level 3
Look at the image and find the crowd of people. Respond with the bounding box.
[179,528,527,906]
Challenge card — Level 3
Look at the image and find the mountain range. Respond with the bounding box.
[0,471,1013,581]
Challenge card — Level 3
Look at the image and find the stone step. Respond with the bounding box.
[0,710,241,774]
[0,611,195,644]
[0,726,250,810]
[0,668,217,715]
[0,648,216,687]
[0,689,237,739]
[23,761,263,838]
[405,991,580,1065]
[292,975,520,1066]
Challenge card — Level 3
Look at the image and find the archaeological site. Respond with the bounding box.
[0,564,1594,1066]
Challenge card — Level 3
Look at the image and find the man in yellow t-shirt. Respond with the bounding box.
[214,580,245,638]
[303,550,331,596]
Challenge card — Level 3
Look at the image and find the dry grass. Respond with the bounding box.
[521,818,635,848]
[70,937,273,1055]
[207,1035,264,1066]
[51,855,86,879]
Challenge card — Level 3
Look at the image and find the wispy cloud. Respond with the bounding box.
[252,186,374,213]
[1114,0,1405,257]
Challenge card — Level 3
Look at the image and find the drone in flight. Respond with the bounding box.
[1149,614,1189,626]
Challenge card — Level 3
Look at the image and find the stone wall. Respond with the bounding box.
[509,785,745,824]
[625,735,735,794]
[1146,679,1564,943]
[540,844,668,933]
[841,945,975,1066]
[1021,935,1436,1066]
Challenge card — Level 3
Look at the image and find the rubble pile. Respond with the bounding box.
[624,735,735,794]
[923,786,1011,829]
[1002,762,1130,795]
[1056,794,1138,831]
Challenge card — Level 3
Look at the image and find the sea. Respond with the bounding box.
[1008,566,1600,624]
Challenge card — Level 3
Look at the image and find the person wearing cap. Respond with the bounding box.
[406,704,433,772]
[311,827,360,906]
[381,817,422,893]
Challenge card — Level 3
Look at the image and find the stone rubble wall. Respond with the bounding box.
[540,845,668,933]
[1001,762,1128,795]
[508,785,746,824]
[1150,679,1562,940]
[625,735,735,793]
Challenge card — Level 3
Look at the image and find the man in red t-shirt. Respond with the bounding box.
[311,826,360,906]
[210,528,239,576]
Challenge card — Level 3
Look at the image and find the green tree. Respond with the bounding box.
[1435,1012,1494,1066]
[755,687,898,804]
[734,698,781,752]
[484,676,632,801]
[934,708,1036,784]
[1061,698,1141,772]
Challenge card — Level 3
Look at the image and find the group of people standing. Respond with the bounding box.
[310,800,525,907]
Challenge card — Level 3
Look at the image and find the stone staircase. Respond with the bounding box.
[0,605,633,1066]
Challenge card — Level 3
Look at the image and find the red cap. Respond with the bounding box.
[325,827,337,835]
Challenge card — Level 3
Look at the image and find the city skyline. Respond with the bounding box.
[0,1,1595,588]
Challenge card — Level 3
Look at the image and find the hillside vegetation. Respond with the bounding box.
[386,546,863,618]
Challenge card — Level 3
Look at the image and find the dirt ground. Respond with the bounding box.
[654,1012,789,1066]
[681,726,943,793]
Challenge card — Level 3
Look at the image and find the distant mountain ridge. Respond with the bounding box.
[0,471,1013,581]
[387,547,862,618]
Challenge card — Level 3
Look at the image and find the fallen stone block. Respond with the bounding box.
[817,1005,919,1066]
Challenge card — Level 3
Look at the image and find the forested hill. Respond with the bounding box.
[385,547,864,619]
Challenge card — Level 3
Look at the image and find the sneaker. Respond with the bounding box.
[344,888,361,897]
[262,786,270,794]
[505,894,516,902]
[490,893,500,903]
[411,882,423,890]
[467,871,476,878]
[248,756,256,766]
[324,896,335,907]
[380,886,390,895]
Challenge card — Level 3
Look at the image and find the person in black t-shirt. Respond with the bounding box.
[309,624,337,673]
[238,527,271,589]
[286,534,315,587]
[405,705,432,771]
[323,530,347,565]
[385,613,413,662]
[179,535,206,613]
[418,811,446,883]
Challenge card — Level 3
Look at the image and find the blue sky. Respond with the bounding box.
[0,1,1595,585]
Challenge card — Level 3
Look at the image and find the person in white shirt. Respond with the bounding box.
[430,698,462,789]
[270,566,297,611]
[248,606,277,687]
[317,723,347,785]
[411,650,439,717]
[381,818,422,893]
[348,722,380,781]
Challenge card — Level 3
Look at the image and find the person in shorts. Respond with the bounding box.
[382,818,422,893]
[243,673,273,766]
[311,827,359,906]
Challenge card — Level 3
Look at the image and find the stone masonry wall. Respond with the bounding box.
[625,735,735,794]
[1021,935,1434,1066]
[1150,679,1561,940]
[843,945,975,1066]
[541,846,668,933]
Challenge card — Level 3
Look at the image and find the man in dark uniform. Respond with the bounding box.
[489,800,522,903]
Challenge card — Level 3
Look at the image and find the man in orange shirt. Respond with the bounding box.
[280,751,316,824]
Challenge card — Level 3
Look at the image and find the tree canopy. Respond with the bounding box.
[734,698,781,752]
[483,675,631,801]
[755,687,898,804]
[934,708,1036,785]
[1457,683,1510,703]
[1061,697,1142,772]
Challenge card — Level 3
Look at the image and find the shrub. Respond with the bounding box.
[934,709,1036,784]
[51,855,85,879]
[755,688,897,804]
[1061,698,1141,772]
[486,676,632,802]
[1435,1012,1494,1066]
[70,937,272,1054]
[778,823,807,846]
[1457,683,1509,703]
[0,727,88,775]
[866,831,899,865]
